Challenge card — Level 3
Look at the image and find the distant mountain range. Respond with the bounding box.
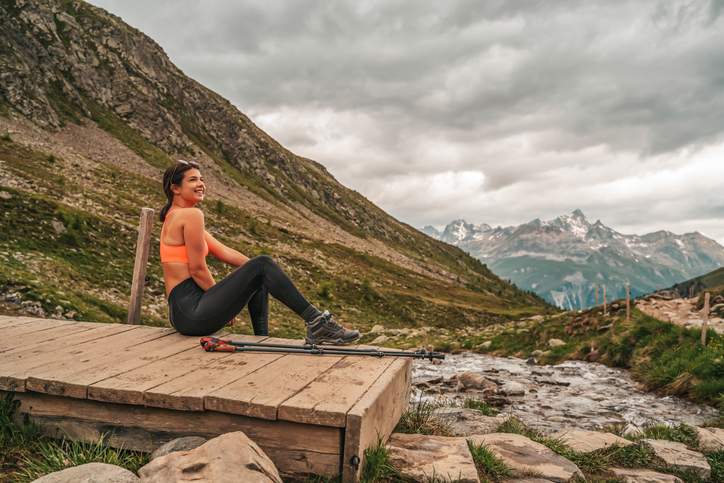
[422,210,724,309]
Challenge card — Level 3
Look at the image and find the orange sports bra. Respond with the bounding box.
[160,220,209,264]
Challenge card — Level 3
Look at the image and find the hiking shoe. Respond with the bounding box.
[305,310,360,345]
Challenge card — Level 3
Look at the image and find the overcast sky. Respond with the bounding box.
[90,0,724,243]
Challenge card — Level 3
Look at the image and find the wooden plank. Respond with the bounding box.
[278,355,396,427]
[0,318,80,341]
[26,331,194,399]
[204,352,343,420]
[0,323,100,353]
[342,358,412,483]
[0,324,140,392]
[86,333,264,406]
[5,390,342,478]
[143,335,285,411]
[0,316,40,328]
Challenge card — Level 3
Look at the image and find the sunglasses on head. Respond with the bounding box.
[166,159,200,191]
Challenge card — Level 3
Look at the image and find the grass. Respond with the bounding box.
[0,393,149,482]
[393,396,453,436]
[463,397,499,416]
[359,439,404,483]
[466,440,513,481]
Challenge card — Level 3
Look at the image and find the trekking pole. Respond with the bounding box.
[199,336,445,361]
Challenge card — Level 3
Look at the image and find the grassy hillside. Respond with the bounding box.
[0,134,552,338]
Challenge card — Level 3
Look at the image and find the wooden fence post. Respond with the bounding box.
[127,207,155,325]
[626,284,631,322]
[603,285,607,316]
[701,292,711,347]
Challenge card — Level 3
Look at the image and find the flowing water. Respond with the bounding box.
[412,352,719,433]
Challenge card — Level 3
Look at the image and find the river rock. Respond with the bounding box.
[369,324,385,334]
[499,381,526,396]
[386,433,479,483]
[150,436,207,460]
[467,433,583,482]
[641,439,710,480]
[551,429,632,452]
[548,338,566,348]
[371,335,389,345]
[695,427,724,453]
[610,467,683,482]
[31,463,139,482]
[436,407,508,436]
[138,431,282,483]
[457,371,498,393]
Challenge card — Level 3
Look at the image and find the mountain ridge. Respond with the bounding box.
[423,210,724,309]
[0,0,551,335]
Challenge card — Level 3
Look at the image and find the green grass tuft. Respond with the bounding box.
[462,397,499,416]
[394,397,453,436]
[360,439,403,483]
[466,440,513,481]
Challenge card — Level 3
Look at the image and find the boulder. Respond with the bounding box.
[551,429,632,453]
[548,338,566,348]
[368,324,385,334]
[138,431,282,483]
[641,439,710,480]
[610,467,683,483]
[370,335,389,345]
[31,463,139,483]
[466,433,583,482]
[456,371,498,393]
[150,436,207,460]
[695,427,724,453]
[499,381,526,396]
[435,407,508,436]
[386,433,480,483]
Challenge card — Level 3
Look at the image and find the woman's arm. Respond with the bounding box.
[205,231,249,267]
[183,208,216,290]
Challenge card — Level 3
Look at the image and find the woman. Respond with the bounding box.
[160,159,360,345]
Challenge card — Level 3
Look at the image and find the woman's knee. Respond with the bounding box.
[249,254,274,266]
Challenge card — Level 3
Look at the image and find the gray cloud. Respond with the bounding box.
[90,0,724,243]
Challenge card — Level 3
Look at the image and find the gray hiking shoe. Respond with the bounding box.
[305,310,360,345]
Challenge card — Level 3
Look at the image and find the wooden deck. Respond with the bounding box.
[0,316,412,481]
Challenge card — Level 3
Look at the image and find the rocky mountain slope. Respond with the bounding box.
[423,210,724,309]
[0,0,551,336]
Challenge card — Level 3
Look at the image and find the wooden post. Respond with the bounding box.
[626,284,631,322]
[701,292,711,346]
[127,208,155,325]
[689,286,694,299]
[595,285,599,307]
[603,285,607,316]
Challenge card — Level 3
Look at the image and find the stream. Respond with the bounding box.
[411,352,719,433]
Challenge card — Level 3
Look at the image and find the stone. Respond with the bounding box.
[0,191,12,200]
[370,335,389,345]
[150,436,207,460]
[138,431,282,483]
[641,439,710,480]
[610,467,683,483]
[436,407,508,436]
[479,340,493,350]
[369,324,385,334]
[467,433,583,482]
[551,429,633,453]
[548,338,566,348]
[531,350,544,357]
[499,381,526,396]
[51,220,66,234]
[31,462,139,482]
[457,371,498,393]
[386,433,480,483]
[695,427,724,453]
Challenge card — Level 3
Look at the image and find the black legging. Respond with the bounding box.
[167,255,312,336]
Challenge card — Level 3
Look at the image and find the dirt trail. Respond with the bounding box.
[636,296,724,334]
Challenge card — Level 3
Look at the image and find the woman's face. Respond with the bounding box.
[172,168,205,204]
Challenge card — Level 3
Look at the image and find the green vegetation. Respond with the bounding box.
[393,397,453,436]
[463,397,499,416]
[0,393,148,482]
[466,440,513,481]
[359,440,403,483]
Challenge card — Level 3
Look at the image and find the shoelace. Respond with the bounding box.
[320,310,343,331]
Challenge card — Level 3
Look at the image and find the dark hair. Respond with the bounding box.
[159,160,200,222]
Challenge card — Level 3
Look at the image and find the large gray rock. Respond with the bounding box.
[695,427,724,453]
[436,407,508,436]
[386,433,480,483]
[456,371,498,393]
[610,467,683,483]
[641,439,710,480]
[31,463,139,483]
[150,436,207,460]
[139,431,282,483]
[551,429,633,453]
[467,433,583,482]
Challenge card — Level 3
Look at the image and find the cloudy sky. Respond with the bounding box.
[90,0,724,243]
